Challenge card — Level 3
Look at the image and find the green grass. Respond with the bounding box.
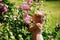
[44,1,60,40]
[45,1,60,27]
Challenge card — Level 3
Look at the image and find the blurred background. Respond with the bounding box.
[0,0,60,40]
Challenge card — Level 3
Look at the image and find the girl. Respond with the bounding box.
[28,11,46,40]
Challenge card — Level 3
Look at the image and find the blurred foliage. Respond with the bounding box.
[0,0,31,40]
[0,0,60,40]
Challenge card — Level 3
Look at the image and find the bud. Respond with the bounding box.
[57,22,60,29]
[27,0,33,5]
[48,35,53,39]
[0,23,2,27]
[35,2,40,6]
[13,16,17,20]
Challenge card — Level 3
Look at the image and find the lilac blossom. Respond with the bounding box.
[0,0,2,3]
[23,13,31,24]
[20,2,30,11]
[0,3,8,14]
[27,0,33,5]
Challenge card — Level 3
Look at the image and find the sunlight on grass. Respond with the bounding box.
[44,1,60,34]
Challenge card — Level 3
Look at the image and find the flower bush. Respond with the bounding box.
[0,0,60,40]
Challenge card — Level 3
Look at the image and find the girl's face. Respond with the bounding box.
[32,13,46,23]
[39,14,46,22]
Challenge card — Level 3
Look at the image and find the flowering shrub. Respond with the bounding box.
[0,0,60,40]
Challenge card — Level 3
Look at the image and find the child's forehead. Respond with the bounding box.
[35,11,45,16]
[35,13,45,17]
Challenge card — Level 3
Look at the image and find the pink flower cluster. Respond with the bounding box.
[0,3,8,14]
[0,0,2,3]
[23,13,31,24]
[20,3,31,24]
[20,0,42,24]
[0,0,8,14]
[20,0,33,24]
[20,3,30,11]
[20,0,33,11]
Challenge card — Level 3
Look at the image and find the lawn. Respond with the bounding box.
[44,1,60,31]
[44,1,60,40]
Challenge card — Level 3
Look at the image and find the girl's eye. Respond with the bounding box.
[42,16,44,18]
[41,15,45,18]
